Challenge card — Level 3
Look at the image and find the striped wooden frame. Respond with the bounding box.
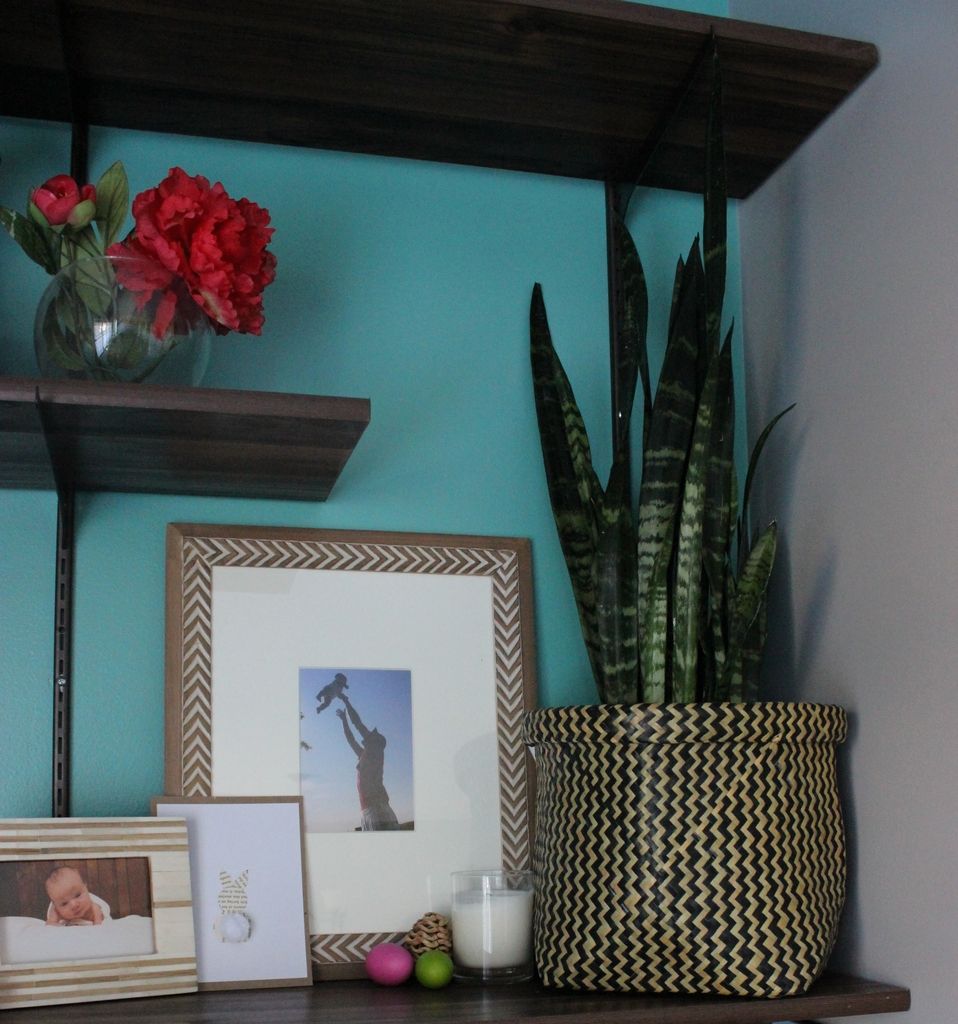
[164,524,537,978]
[0,818,196,1010]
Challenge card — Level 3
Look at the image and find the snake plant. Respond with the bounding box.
[530,48,791,705]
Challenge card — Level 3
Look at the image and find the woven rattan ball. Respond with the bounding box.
[403,912,452,957]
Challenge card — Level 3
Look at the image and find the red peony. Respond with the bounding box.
[108,167,276,336]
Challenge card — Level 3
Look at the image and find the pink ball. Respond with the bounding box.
[365,942,414,986]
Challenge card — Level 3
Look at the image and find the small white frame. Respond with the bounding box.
[152,796,312,990]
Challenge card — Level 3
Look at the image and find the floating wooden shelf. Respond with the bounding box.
[0,972,910,1023]
[0,377,370,502]
[1,0,877,197]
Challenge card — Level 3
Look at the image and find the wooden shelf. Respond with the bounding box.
[0,377,370,501]
[1,0,877,197]
[1,973,910,1023]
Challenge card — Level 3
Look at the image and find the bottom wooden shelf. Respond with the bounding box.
[4,971,909,1023]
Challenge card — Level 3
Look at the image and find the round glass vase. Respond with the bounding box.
[34,254,212,385]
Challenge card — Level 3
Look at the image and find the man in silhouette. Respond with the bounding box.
[336,695,400,831]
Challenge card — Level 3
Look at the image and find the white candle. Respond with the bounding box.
[451,888,533,969]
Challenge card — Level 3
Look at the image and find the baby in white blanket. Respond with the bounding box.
[44,867,111,926]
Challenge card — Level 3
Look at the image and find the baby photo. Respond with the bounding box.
[299,667,415,834]
[0,857,156,965]
[44,865,108,926]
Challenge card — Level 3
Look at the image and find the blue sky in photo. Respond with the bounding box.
[299,667,414,833]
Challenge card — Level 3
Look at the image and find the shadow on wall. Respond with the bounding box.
[760,522,840,704]
[761,511,862,967]
[831,708,862,968]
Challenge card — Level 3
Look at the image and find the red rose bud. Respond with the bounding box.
[30,175,97,229]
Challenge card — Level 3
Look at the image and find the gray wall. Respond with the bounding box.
[730,2,957,1022]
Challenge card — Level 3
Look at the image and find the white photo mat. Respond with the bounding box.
[152,797,311,990]
[164,525,537,979]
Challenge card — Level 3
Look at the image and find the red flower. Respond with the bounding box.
[31,174,97,228]
[106,253,185,339]
[108,167,275,336]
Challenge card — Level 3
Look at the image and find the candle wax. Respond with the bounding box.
[451,889,533,969]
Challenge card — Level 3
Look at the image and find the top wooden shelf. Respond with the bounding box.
[1,0,878,197]
[0,377,370,502]
[0,972,910,1023]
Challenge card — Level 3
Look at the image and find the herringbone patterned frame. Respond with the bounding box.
[165,524,536,978]
[523,702,847,997]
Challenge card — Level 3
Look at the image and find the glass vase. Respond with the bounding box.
[34,254,211,385]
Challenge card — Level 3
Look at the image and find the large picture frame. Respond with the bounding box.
[0,818,196,1010]
[164,524,537,979]
[152,796,311,991]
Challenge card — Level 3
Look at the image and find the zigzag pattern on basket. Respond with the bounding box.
[524,701,848,747]
[524,702,847,997]
[175,532,533,968]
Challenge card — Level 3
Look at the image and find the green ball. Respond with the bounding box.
[415,950,454,989]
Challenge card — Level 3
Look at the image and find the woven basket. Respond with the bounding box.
[522,702,847,997]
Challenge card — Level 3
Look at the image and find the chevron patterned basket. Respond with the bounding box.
[523,702,847,997]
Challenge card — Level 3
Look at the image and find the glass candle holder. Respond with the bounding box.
[450,868,534,983]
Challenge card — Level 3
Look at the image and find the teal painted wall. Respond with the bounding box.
[0,0,740,817]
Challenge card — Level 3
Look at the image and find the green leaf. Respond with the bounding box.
[102,327,149,370]
[701,329,735,688]
[636,241,703,700]
[69,225,105,262]
[724,522,778,697]
[698,583,716,701]
[610,209,650,451]
[741,596,768,702]
[530,284,604,694]
[703,38,727,354]
[71,256,116,317]
[639,544,670,702]
[94,161,129,249]
[0,207,58,273]
[738,403,795,562]
[712,570,737,701]
[38,315,89,372]
[595,454,639,704]
[672,332,725,702]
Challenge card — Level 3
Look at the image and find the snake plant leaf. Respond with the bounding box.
[701,329,735,687]
[636,241,704,700]
[596,453,640,704]
[738,403,795,563]
[698,582,716,701]
[724,521,778,698]
[703,38,727,355]
[94,161,130,251]
[610,208,650,450]
[530,283,604,687]
[529,42,787,708]
[639,543,670,702]
[667,255,685,342]
[0,208,58,273]
[741,596,768,701]
[671,335,720,704]
[711,568,737,701]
